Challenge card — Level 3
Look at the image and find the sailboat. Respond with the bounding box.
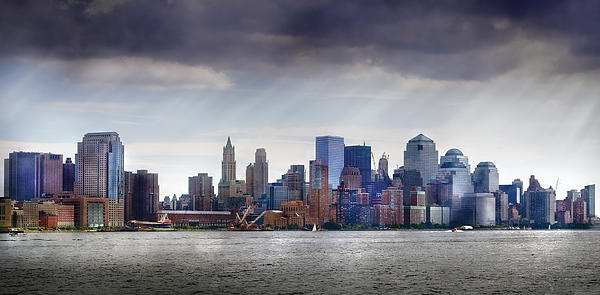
[312,224,317,232]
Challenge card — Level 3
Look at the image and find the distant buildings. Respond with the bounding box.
[403,134,438,186]
[124,170,159,222]
[473,162,499,193]
[523,175,556,224]
[188,173,213,211]
[339,167,361,189]
[462,193,496,226]
[344,144,371,188]
[75,132,124,200]
[4,152,64,200]
[62,157,75,192]
[499,179,523,205]
[582,184,595,217]
[282,165,305,202]
[431,149,473,223]
[218,137,246,208]
[315,136,344,187]
[308,159,329,226]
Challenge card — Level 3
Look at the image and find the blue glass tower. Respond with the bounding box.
[344,145,371,188]
[315,136,344,187]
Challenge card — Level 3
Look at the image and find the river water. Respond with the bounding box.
[1,230,599,294]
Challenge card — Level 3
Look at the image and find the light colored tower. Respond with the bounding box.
[75,132,124,200]
[378,153,390,180]
[221,136,236,183]
[473,162,500,193]
[316,136,344,187]
[404,134,438,186]
[253,148,268,200]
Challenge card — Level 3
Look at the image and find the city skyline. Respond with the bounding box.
[0,131,596,215]
[0,1,598,214]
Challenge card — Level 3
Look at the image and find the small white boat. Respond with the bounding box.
[459,225,474,230]
[312,224,317,232]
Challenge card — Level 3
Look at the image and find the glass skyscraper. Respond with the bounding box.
[403,134,438,186]
[344,145,371,188]
[473,162,499,193]
[315,136,344,187]
[75,132,124,200]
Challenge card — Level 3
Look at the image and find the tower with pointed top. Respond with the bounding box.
[221,136,236,183]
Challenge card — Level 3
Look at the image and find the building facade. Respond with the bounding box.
[344,144,371,188]
[308,159,329,226]
[315,136,344,188]
[404,134,438,186]
[75,132,124,200]
[473,162,499,193]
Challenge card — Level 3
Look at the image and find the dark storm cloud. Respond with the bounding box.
[0,0,599,80]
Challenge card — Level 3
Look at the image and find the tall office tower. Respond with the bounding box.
[4,152,40,201]
[308,159,329,226]
[221,136,236,183]
[123,171,134,221]
[340,167,361,189]
[283,165,305,202]
[573,198,587,224]
[130,170,159,221]
[439,148,470,172]
[582,184,595,217]
[567,189,581,201]
[245,163,255,198]
[378,153,390,180]
[434,156,474,223]
[404,134,438,186]
[499,178,523,205]
[189,173,214,211]
[253,148,268,199]
[315,136,344,187]
[38,153,63,197]
[62,157,75,192]
[344,144,371,188]
[75,132,124,200]
[523,175,556,224]
[493,190,509,224]
[473,162,500,193]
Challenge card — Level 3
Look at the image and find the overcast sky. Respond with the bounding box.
[1,0,598,213]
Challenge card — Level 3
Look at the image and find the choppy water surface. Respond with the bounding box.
[1,230,599,294]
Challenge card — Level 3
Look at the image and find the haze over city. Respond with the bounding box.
[1,0,599,213]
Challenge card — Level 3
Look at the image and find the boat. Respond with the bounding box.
[312,224,317,232]
[459,225,474,230]
[446,228,463,232]
[9,229,26,236]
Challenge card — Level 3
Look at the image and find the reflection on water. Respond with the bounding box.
[2,230,599,294]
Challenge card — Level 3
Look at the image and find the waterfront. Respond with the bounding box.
[2,230,599,294]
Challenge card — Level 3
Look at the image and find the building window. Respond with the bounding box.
[418,145,423,151]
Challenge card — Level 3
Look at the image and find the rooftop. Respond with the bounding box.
[409,133,433,142]
[445,148,463,156]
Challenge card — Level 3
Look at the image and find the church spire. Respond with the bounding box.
[226,136,232,148]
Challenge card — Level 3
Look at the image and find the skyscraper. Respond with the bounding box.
[433,151,474,223]
[253,148,268,200]
[75,132,124,200]
[523,175,556,224]
[473,162,500,193]
[403,134,438,186]
[4,152,63,200]
[439,148,470,172]
[499,179,523,205]
[315,136,344,187]
[283,165,305,202]
[125,170,159,221]
[344,144,371,188]
[582,184,595,217]
[378,153,390,181]
[245,163,254,198]
[38,153,63,197]
[63,157,75,192]
[308,159,329,226]
[221,136,236,183]
[4,152,40,201]
[189,173,214,211]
